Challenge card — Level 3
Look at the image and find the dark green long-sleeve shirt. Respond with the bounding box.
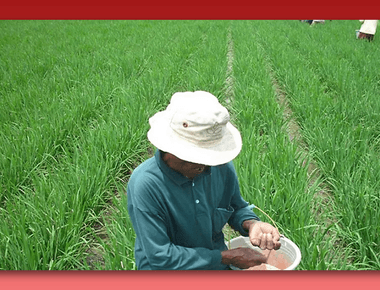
[127,150,259,270]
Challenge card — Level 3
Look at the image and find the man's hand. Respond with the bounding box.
[221,247,267,269]
[243,220,281,250]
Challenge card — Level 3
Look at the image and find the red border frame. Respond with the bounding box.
[1,271,380,289]
[0,4,379,19]
[1,4,380,289]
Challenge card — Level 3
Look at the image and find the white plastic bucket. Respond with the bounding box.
[227,235,301,270]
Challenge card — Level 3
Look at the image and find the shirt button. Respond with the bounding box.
[195,199,200,204]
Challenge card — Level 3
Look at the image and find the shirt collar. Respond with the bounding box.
[154,149,211,186]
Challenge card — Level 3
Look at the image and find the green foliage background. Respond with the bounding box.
[1,20,379,270]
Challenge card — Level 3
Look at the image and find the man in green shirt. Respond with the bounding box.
[127,91,281,270]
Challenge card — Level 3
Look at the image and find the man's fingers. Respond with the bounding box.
[271,227,281,245]
[266,233,274,250]
[272,229,280,240]
[254,251,267,265]
[259,233,267,249]
[271,229,281,250]
[249,222,282,250]
[274,239,281,250]
[250,232,262,247]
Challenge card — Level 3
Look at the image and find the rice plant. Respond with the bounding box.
[1,20,379,270]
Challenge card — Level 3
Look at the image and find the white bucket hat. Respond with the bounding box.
[147,91,242,166]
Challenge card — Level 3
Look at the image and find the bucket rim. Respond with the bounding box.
[280,235,302,270]
[227,235,302,270]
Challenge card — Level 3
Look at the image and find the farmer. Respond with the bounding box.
[358,20,378,41]
[127,91,281,270]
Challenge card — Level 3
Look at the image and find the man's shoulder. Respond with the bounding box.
[127,156,160,199]
[216,161,237,174]
[129,156,158,182]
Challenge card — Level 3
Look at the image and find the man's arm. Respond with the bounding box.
[242,219,260,231]
[220,245,266,269]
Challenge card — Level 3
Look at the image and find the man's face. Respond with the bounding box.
[162,152,208,179]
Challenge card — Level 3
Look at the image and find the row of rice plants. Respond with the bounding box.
[5,19,376,270]
[100,20,231,270]
[0,20,157,269]
[229,20,334,270]
[291,20,380,270]
[252,20,380,269]
[0,20,230,269]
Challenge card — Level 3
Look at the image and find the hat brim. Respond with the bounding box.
[147,111,242,166]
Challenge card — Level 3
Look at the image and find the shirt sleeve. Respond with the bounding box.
[131,205,223,270]
[127,173,224,270]
[225,162,260,236]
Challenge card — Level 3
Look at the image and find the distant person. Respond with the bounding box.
[302,20,324,26]
[358,20,378,41]
[311,20,325,25]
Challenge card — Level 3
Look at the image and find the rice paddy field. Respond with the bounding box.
[1,20,380,270]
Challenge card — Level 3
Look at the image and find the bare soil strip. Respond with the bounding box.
[257,44,345,267]
[222,26,240,241]
[272,74,335,216]
[223,26,343,267]
[224,26,235,105]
